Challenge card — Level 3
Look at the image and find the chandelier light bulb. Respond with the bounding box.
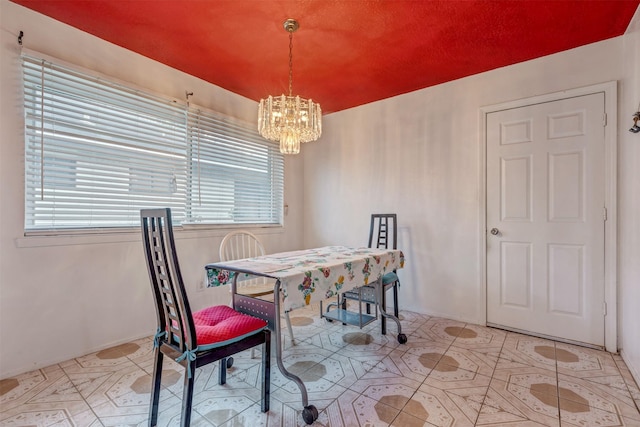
[280,128,301,154]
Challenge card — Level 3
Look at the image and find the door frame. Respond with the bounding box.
[478,82,618,352]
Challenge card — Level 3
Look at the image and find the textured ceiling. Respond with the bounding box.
[11,0,640,114]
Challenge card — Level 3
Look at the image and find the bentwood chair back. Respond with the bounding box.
[141,209,270,427]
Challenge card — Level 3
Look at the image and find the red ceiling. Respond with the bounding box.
[11,0,640,114]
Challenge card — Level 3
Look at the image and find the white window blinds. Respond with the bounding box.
[22,55,284,231]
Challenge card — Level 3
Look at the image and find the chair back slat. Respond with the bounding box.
[368,214,398,250]
[141,208,197,352]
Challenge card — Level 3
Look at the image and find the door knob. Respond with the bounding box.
[490,228,500,235]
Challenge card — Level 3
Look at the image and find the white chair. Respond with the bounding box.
[219,230,295,346]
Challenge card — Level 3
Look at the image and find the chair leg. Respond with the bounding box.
[181,360,196,427]
[284,310,295,345]
[393,283,399,318]
[261,330,271,412]
[219,358,227,385]
[148,348,163,427]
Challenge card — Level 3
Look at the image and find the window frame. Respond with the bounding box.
[22,52,284,234]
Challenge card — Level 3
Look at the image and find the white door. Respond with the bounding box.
[486,93,606,346]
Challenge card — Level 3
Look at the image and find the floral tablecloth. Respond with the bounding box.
[205,245,404,312]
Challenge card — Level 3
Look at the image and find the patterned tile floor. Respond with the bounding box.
[2,303,640,426]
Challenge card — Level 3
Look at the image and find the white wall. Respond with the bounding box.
[2,0,639,385]
[303,12,640,382]
[618,6,640,384]
[0,1,304,378]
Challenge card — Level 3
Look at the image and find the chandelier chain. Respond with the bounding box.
[288,31,293,96]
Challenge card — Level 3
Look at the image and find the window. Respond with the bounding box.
[22,55,284,231]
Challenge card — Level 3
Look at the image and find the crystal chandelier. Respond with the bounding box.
[258,19,322,155]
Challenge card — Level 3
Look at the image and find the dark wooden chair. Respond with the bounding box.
[140,208,270,427]
[341,213,401,334]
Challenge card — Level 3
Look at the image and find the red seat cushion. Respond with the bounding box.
[192,305,267,348]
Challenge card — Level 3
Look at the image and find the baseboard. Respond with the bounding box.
[620,349,640,388]
[0,332,152,380]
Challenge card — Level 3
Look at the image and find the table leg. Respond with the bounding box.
[273,281,318,424]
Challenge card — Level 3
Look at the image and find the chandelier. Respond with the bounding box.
[258,19,322,155]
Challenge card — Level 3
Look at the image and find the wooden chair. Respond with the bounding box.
[219,230,295,345]
[341,213,401,334]
[141,209,270,427]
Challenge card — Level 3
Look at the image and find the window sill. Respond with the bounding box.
[16,224,284,248]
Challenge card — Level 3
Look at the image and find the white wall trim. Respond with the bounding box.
[621,349,640,388]
[478,81,618,352]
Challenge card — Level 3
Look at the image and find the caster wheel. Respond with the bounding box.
[397,333,408,344]
[325,318,334,323]
[302,404,318,424]
[226,357,234,369]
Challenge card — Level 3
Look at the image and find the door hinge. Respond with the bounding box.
[603,301,607,316]
[603,207,608,221]
[603,113,607,127]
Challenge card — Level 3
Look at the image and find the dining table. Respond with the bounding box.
[205,245,405,424]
